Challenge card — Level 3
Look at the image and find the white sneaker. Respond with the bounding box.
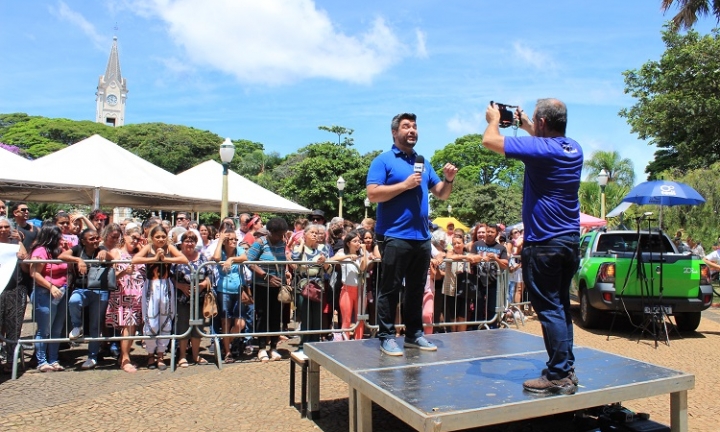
[69,327,83,340]
[80,358,97,370]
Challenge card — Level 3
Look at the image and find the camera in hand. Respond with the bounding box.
[491,100,521,129]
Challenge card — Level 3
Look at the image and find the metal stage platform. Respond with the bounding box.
[303,330,693,432]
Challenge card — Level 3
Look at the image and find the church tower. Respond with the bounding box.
[95,36,127,127]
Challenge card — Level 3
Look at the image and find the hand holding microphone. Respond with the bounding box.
[405,155,424,189]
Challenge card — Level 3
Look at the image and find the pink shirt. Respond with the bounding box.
[31,247,69,287]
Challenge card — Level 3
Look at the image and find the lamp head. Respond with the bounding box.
[219,137,235,164]
[336,176,346,191]
[596,169,609,187]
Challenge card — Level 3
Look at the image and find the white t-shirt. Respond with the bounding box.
[704,249,720,265]
[340,254,363,286]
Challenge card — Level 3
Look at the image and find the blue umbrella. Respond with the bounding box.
[622,180,705,207]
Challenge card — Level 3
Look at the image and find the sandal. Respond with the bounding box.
[269,349,281,361]
[157,356,168,371]
[178,358,189,368]
[257,349,269,362]
[147,355,157,370]
[121,360,137,374]
[195,357,209,366]
[224,352,235,364]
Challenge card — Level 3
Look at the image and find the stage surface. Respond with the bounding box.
[304,330,693,432]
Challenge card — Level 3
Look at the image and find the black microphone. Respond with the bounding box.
[414,155,424,174]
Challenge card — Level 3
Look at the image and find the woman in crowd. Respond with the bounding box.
[242,214,262,245]
[240,217,289,361]
[0,217,28,373]
[291,224,331,350]
[61,228,116,370]
[28,225,69,372]
[55,211,78,250]
[358,228,381,330]
[101,223,123,251]
[132,225,188,370]
[173,230,214,367]
[510,228,524,304]
[332,230,368,340]
[445,234,473,332]
[107,225,145,373]
[466,223,487,252]
[212,228,246,364]
[198,224,217,259]
[430,230,447,332]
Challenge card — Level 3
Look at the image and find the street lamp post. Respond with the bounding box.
[596,169,609,220]
[364,197,370,219]
[336,176,346,218]
[219,138,236,220]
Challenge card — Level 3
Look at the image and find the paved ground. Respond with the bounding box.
[2,305,720,431]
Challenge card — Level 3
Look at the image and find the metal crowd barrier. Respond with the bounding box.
[2,254,525,379]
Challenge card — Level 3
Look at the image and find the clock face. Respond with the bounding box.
[106,94,118,106]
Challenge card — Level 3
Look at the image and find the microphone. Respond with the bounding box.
[414,155,424,174]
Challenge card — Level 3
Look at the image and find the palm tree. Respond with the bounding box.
[661,0,720,30]
[583,150,636,188]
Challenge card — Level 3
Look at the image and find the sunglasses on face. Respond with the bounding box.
[176,217,186,220]
[183,239,197,244]
[18,208,29,212]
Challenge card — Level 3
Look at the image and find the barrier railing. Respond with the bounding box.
[3,254,524,379]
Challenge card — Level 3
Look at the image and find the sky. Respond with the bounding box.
[1,1,716,185]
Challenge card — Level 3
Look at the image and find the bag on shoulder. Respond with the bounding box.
[86,264,118,291]
[203,290,218,319]
[299,278,323,303]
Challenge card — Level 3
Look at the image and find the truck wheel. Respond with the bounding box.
[579,288,602,329]
[674,312,702,332]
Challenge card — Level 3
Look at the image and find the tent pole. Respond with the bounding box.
[93,187,100,209]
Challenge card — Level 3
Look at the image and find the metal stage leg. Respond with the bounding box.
[356,390,372,432]
[307,359,321,419]
[670,390,688,432]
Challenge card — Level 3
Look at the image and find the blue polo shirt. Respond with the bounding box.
[367,145,440,240]
[504,136,583,242]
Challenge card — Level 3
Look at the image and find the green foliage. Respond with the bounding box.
[583,150,635,187]
[318,125,354,147]
[430,134,524,187]
[655,162,720,248]
[620,26,720,178]
[578,181,633,224]
[115,123,223,174]
[434,176,522,226]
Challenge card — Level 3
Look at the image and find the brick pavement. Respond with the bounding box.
[2,306,720,431]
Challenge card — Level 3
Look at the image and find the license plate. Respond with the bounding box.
[644,305,672,315]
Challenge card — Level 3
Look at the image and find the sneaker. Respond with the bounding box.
[542,368,579,386]
[69,327,83,340]
[50,362,65,371]
[380,339,403,356]
[37,363,54,372]
[269,349,281,361]
[81,358,97,370]
[109,343,120,358]
[523,375,577,395]
[404,336,437,351]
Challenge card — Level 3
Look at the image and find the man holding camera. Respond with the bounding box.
[483,99,583,395]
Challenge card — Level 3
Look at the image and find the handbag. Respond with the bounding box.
[203,290,218,319]
[86,264,117,291]
[299,278,323,303]
[277,284,293,304]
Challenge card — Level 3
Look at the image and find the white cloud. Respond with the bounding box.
[50,1,107,51]
[133,0,408,85]
[415,29,428,58]
[447,112,483,135]
[512,41,556,70]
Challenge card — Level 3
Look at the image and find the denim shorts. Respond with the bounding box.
[217,292,241,319]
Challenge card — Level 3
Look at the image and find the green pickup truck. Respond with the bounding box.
[571,229,713,331]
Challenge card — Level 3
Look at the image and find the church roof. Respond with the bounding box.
[104,36,123,84]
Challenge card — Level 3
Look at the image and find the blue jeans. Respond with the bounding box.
[32,287,67,366]
[376,237,431,341]
[521,233,579,380]
[68,289,109,361]
[507,281,516,306]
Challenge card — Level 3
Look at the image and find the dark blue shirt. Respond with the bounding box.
[367,145,441,240]
[504,136,583,242]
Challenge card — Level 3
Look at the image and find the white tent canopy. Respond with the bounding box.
[1,135,216,209]
[177,160,309,214]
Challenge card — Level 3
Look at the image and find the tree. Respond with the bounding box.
[318,125,354,147]
[620,27,720,178]
[583,150,635,187]
[661,0,720,30]
[436,176,522,226]
[430,134,524,187]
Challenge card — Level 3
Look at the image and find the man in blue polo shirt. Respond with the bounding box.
[483,99,583,395]
[367,113,458,356]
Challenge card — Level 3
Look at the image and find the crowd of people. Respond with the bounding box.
[0,198,520,375]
